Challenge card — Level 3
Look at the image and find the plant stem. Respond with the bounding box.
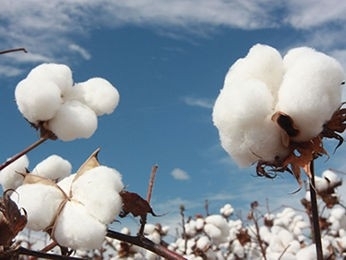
[0,48,27,55]
[309,160,323,260]
[146,164,158,203]
[0,137,48,171]
[106,229,186,260]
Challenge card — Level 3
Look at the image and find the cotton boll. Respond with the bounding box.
[13,183,65,231]
[15,78,62,124]
[0,155,28,190]
[48,100,97,141]
[57,174,75,195]
[32,155,72,181]
[322,169,341,186]
[71,166,124,224]
[314,176,329,193]
[27,63,73,94]
[73,78,120,116]
[204,215,229,243]
[195,217,205,231]
[277,47,344,141]
[224,44,284,97]
[53,200,106,250]
[196,236,211,250]
[213,78,288,166]
[220,203,234,217]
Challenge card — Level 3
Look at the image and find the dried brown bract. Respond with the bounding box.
[258,105,346,186]
[0,190,27,248]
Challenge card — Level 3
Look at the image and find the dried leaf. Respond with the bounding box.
[119,190,158,218]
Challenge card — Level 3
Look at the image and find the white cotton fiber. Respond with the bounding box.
[13,183,65,231]
[213,79,288,166]
[48,100,97,141]
[277,47,344,141]
[71,166,124,223]
[220,203,234,217]
[53,200,106,250]
[32,155,72,181]
[73,78,120,116]
[204,215,229,244]
[15,78,62,124]
[57,174,75,195]
[27,63,73,94]
[322,169,341,186]
[224,44,284,97]
[0,155,28,190]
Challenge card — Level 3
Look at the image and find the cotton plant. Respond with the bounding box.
[15,63,120,141]
[213,44,345,183]
[10,149,124,250]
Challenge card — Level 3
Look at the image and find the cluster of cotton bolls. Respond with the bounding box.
[15,63,120,141]
[213,44,345,167]
[0,153,124,250]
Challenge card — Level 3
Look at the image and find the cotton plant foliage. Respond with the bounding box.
[15,63,120,141]
[10,149,124,250]
[213,44,345,181]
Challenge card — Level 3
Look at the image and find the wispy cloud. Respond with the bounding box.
[1,1,346,76]
[68,44,91,60]
[171,168,190,181]
[182,97,214,109]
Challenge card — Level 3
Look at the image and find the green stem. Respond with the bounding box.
[309,160,323,260]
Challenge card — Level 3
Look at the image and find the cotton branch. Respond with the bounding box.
[0,48,27,55]
[106,229,187,260]
[0,137,48,171]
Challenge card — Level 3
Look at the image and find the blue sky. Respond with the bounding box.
[1,1,346,231]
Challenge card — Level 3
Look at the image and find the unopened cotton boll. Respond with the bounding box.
[15,78,62,124]
[0,155,28,190]
[53,200,106,250]
[27,63,73,94]
[13,183,65,231]
[277,47,344,141]
[73,78,120,116]
[32,155,72,181]
[71,166,124,223]
[48,100,97,141]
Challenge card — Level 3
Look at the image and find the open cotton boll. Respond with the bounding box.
[32,155,72,181]
[224,44,284,97]
[213,78,288,166]
[53,200,106,250]
[322,169,341,185]
[48,100,97,141]
[27,63,73,94]
[13,183,65,231]
[15,78,62,124]
[277,47,344,141]
[71,166,124,223]
[57,174,75,195]
[0,155,28,190]
[73,78,120,116]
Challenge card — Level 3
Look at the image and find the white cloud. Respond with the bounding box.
[171,168,190,180]
[1,0,346,77]
[68,44,91,60]
[182,97,214,109]
[283,0,346,29]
